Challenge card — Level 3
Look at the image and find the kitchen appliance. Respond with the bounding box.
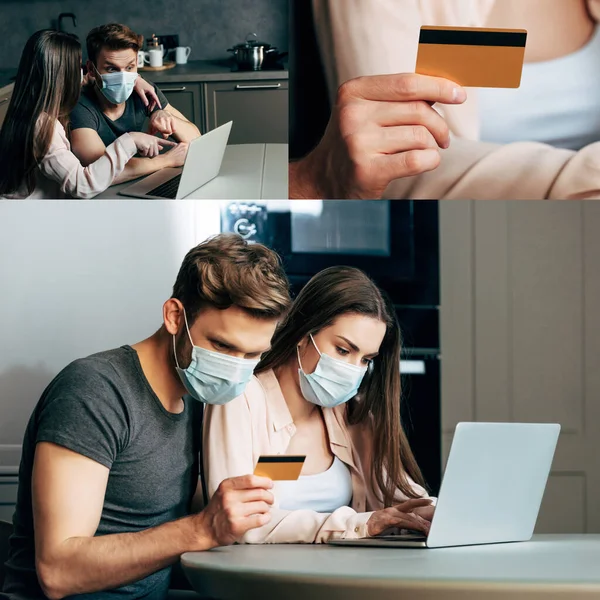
[228,33,287,71]
[221,200,443,493]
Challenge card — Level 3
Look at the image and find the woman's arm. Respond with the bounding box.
[38,121,137,199]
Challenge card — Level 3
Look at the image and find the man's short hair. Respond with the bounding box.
[172,234,291,323]
[87,23,143,64]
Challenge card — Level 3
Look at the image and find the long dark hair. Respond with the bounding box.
[0,30,81,196]
[257,266,427,506]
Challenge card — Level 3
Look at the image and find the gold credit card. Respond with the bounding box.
[415,26,528,88]
[253,455,306,481]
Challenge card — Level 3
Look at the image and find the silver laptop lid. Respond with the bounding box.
[177,121,233,199]
[427,422,560,548]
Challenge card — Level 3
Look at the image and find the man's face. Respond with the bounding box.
[168,302,278,370]
[88,47,138,83]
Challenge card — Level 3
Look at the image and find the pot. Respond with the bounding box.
[227,32,280,71]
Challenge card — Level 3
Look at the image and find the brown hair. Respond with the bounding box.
[172,234,291,323]
[0,30,81,197]
[86,23,143,65]
[257,266,427,505]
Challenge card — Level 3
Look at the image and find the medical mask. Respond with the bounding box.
[297,334,368,408]
[93,65,138,104]
[173,309,259,405]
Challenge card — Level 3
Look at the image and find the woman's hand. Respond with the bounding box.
[366,498,433,537]
[128,132,176,158]
[134,76,162,112]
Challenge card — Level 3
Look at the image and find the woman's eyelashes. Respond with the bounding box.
[335,346,372,365]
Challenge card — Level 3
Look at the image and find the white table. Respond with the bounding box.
[181,535,600,599]
[97,143,288,200]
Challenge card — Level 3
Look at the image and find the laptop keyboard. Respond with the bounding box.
[147,174,182,199]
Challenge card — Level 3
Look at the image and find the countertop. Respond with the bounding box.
[139,59,288,83]
[0,68,16,93]
[0,59,287,94]
[182,536,600,600]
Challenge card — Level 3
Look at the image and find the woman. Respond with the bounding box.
[308,0,600,199]
[203,267,434,544]
[0,30,174,199]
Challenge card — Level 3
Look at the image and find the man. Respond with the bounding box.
[71,24,201,184]
[1,234,291,599]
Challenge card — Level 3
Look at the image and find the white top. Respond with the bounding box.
[275,456,353,513]
[479,26,600,150]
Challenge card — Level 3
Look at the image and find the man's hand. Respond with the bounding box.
[290,73,467,199]
[194,475,274,548]
[366,498,433,537]
[150,110,178,138]
[134,76,162,112]
[163,142,190,168]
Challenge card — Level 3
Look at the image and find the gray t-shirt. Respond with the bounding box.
[1,346,202,600]
[70,84,169,147]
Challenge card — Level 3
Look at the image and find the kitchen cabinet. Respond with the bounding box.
[205,79,288,145]
[0,87,12,129]
[0,477,17,523]
[439,201,600,535]
[144,62,289,145]
[158,82,205,133]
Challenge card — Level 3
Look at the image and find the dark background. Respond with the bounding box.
[0,0,289,69]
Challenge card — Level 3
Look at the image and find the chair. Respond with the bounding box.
[0,519,13,588]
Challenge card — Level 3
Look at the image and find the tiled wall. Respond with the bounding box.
[0,0,289,69]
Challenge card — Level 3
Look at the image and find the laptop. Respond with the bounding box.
[329,422,560,549]
[119,121,233,199]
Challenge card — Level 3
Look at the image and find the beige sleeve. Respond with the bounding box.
[39,123,137,199]
[312,0,422,102]
[203,397,374,544]
[384,138,600,200]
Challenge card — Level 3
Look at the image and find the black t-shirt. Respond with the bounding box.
[1,346,202,600]
[70,84,169,147]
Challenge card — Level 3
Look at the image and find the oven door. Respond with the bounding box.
[221,200,439,306]
[400,352,442,496]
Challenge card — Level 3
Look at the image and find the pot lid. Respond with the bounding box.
[231,32,273,49]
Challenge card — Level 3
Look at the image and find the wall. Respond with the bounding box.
[0,0,289,69]
[0,200,222,470]
[439,200,600,534]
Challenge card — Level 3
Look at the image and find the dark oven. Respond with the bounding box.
[221,200,442,494]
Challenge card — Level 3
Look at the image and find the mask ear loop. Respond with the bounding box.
[173,307,194,370]
[297,333,322,372]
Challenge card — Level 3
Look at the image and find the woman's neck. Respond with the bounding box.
[274,360,319,424]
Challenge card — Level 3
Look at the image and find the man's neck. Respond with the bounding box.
[91,84,127,119]
[131,328,187,414]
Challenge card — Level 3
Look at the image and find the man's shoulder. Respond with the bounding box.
[70,88,101,129]
[52,346,136,392]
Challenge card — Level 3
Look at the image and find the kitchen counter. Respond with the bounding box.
[0,68,16,94]
[140,59,288,84]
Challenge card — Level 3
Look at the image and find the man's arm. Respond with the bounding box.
[33,442,273,599]
[32,442,208,599]
[149,103,201,143]
[70,128,186,185]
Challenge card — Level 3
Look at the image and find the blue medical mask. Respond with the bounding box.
[173,309,259,405]
[93,65,138,104]
[297,334,368,408]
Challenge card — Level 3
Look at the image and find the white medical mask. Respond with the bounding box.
[173,309,259,405]
[297,334,368,408]
[93,65,138,104]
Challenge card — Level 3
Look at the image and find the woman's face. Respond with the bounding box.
[298,313,387,375]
